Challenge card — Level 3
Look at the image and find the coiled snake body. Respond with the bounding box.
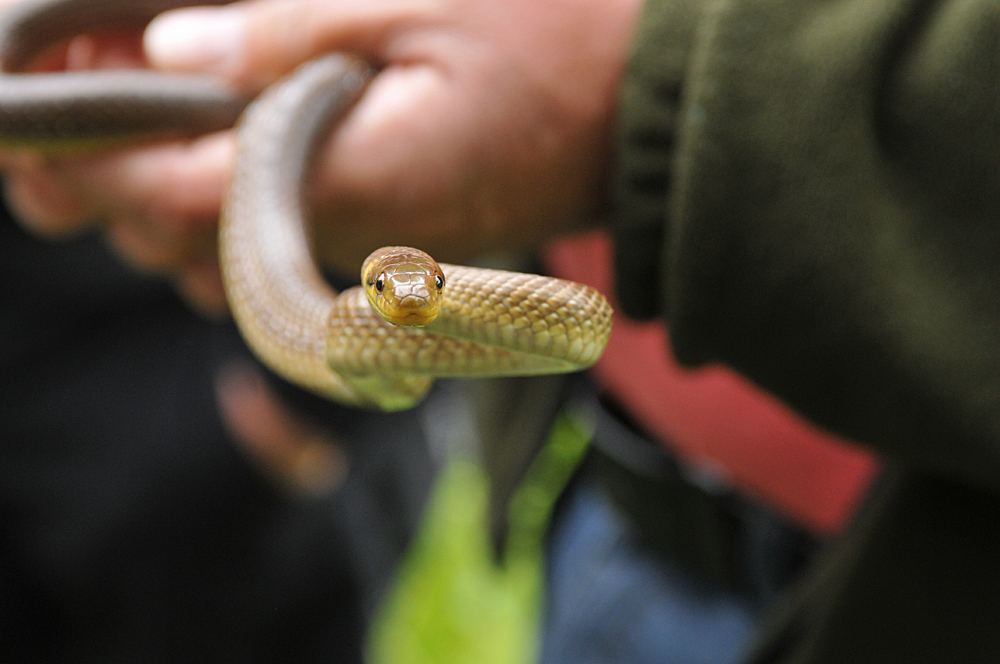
[0,0,613,410]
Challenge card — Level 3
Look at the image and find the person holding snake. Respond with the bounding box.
[2,0,999,663]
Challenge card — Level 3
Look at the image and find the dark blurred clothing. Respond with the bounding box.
[540,385,819,664]
[0,210,433,663]
[613,1,1000,661]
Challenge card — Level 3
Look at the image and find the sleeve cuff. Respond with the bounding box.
[611,0,704,319]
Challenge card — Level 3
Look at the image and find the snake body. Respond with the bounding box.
[0,0,614,411]
[0,0,250,147]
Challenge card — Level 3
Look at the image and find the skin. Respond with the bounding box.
[0,0,642,314]
[0,0,641,483]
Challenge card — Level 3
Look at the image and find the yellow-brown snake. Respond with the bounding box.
[0,0,614,410]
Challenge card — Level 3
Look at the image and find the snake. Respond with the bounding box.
[0,0,614,411]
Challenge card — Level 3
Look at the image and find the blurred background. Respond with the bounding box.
[0,196,878,663]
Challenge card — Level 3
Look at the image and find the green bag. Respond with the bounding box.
[368,410,592,664]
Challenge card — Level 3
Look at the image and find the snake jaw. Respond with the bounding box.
[389,309,438,327]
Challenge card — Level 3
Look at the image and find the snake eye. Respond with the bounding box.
[374,274,385,293]
[434,274,444,290]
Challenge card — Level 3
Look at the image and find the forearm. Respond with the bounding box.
[615,0,1000,487]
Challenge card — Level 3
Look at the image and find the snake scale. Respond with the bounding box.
[0,0,613,410]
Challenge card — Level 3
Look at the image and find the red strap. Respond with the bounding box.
[544,230,878,535]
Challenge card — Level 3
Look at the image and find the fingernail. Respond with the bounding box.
[145,7,246,74]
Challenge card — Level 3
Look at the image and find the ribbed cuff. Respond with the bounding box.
[611,0,704,319]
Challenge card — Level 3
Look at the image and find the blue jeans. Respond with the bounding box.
[541,479,761,664]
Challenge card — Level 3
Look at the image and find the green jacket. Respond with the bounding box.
[613,1,1000,661]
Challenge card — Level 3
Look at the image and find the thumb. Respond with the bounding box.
[144,0,433,88]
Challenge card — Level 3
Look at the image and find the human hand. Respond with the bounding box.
[0,0,235,313]
[2,0,641,312]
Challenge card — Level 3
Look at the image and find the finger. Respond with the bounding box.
[7,131,232,247]
[104,209,228,316]
[145,0,440,87]
[3,160,99,237]
[104,208,216,272]
[215,362,349,497]
[64,32,146,70]
[174,256,229,317]
[54,132,234,227]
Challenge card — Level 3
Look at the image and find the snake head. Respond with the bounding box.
[362,246,446,327]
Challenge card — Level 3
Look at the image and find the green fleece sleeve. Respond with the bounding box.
[612,0,704,319]
[613,0,1000,490]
